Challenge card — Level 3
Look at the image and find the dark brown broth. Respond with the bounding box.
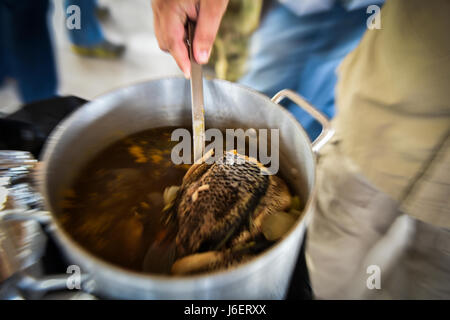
[58,126,296,274]
[58,127,189,272]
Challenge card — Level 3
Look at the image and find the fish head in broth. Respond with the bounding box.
[152,150,292,275]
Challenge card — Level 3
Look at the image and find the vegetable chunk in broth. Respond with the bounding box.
[58,127,303,274]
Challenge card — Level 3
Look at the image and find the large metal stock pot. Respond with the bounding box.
[38,77,334,299]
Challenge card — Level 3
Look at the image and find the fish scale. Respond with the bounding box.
[174,153,269,257]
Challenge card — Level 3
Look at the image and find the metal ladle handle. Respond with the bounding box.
[271,89,335,153]
[186,19,206,163]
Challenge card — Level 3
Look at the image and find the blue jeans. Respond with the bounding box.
[65,0,104,47]
[240,3,369,140]
[0,0,57,103]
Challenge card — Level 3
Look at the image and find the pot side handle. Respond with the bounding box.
[271,89,335,153]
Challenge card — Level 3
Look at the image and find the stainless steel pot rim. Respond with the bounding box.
[39,76,318,286]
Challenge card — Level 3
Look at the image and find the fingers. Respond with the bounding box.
[164,20,191,78]
[194,0,228,64]
[152,0,194,78]
[180,1,199,20]
[168,32,191,78]
[152,12,165,51]
[151,0,228,76]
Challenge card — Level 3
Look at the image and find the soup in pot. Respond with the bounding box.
[58,127,303,274]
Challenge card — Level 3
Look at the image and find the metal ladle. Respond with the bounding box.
[186,20,205,163]
[141,21,207,273]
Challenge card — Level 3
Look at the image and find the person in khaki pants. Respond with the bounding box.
[152,0,450,298]
[306,0,449,299]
